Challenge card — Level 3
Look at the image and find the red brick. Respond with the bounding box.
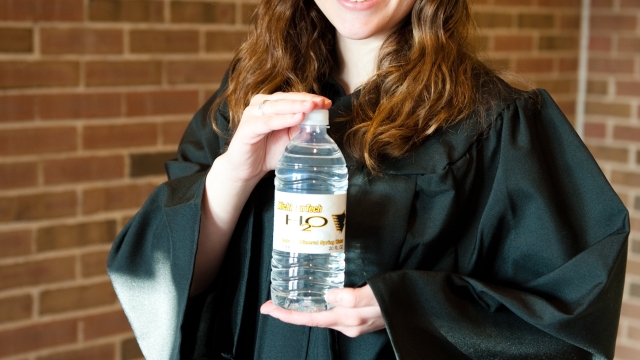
[38,92,122,119]
[621,302,640,320]
[559,57,578,72]
[205,30,248,52]
[40,281,117,314]
[556,100,575,116]
[584,121,606,139]
[0,0,83,21]
[85,61,161,87]
[0,229,32,258]
[0,294,32,324]
[0,162,38,189]
[36,344,115,360]
[537,0,581,6]
[83,123,157,150]
[586,144,629,163]
[559,14,580,30]
[535,79,577,94]
[515,58,555,73]
[627,259,640,275]
[632,326,640,340]
[616,344,640,360]
[43,155,125,184]
[89,0,164,22]
[121,337,143,360]
[589,58,634,74]
[161,119,190,145]
[611,170,640,186]
[539,36,578,51]
[41,28,123,55]
[81,250,110,278]
[0,319,77,357]
[82,182,158,214]
[613,125,640,141]
[171,1,234,24]
[0,127,77,156]
[587,80,608,95]
[130,29,199,53]
[592,0,614,7]
[167,60,229,84]
[83,309,132,340]
[585,101,631,118]
[36,220,116,252]
[493,35,534,52]
[621,0,640,8]
[0,191,77,222]
[591,15,637,31]
[618,37,640,53]
[517,13,554,28]
[617,81,640,96]
[589,35,612,52]
[241,3,257,24]
[0,27,32,52]
[0,61,79,89]
[0,256,75,291]
[126,90,199,116]
[472,11,514,28]
[0,95,36,122]
[471,35,489,52]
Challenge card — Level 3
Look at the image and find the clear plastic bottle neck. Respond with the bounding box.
[295,125,330,141]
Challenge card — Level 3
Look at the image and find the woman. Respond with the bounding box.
[108,0,629,359]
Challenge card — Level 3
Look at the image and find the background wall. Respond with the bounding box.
[0,0,637,359]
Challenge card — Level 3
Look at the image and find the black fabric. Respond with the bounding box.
[108,73,629,360]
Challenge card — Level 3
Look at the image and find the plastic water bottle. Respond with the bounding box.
[271,109,348,312]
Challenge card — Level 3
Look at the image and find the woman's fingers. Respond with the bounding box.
[259,286,386,338]
[221,92,332,181]
[250,92,331,106]
[249,93,331,118]
[326,287,380,308]
[234,112,304,142]
[256,98,332,117]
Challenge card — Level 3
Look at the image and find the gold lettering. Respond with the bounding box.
[299,204,323,213]
[277,202,292,211]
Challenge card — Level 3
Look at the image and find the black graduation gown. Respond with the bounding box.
[108,75,629,360]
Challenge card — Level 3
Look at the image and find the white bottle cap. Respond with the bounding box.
[302,109,329,126]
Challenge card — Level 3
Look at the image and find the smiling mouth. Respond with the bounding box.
[349,0,370,2]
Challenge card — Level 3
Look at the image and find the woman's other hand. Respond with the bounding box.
[220,93,332,183]
[260,285,386,338]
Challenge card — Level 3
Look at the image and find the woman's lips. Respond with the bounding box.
[338,0,379,11]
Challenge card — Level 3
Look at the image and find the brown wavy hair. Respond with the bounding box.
[214,0,494,174]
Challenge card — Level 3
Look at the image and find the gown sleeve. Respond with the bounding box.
[107,80,229,360]
[367,90,629,359]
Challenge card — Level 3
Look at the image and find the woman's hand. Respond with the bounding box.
[260,285,386,338]
[220,92,332,183]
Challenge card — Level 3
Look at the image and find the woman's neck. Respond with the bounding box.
[334,33,385,94]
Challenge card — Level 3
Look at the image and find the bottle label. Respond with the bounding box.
[273,191,347,254]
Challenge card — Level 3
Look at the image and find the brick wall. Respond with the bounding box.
[585,1,640,359]
[0,0,638,359]
[0,0,254,359]
[473,0,582,123]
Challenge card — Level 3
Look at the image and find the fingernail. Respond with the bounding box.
[325,290,339,304]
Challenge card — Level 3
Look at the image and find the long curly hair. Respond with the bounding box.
[214,0,493,174]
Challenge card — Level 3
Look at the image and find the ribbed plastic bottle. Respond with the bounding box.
[271,109,348,312]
